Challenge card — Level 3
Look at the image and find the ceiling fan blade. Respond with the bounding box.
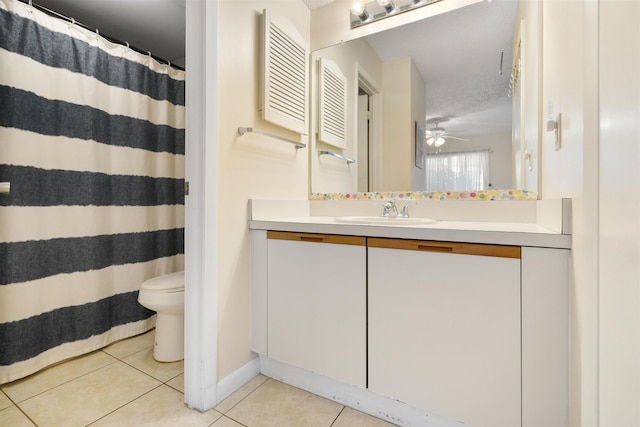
[445,136,469,141]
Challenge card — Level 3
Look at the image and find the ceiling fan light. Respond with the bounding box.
[434,137,445,147]
[426,137,435,146]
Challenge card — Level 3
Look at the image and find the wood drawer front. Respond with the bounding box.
[368,237,521,259]
[267,231,366,246]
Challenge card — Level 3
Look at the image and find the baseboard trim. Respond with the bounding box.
[216,356,261,403]
[258,355,462,427]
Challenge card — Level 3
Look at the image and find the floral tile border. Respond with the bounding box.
[310,190,538,201]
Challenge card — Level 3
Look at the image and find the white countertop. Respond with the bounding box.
[249,216,572,249]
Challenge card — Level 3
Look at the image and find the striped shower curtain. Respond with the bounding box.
[0,0,185,383]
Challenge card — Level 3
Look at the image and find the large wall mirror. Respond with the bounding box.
[309,0,540,196]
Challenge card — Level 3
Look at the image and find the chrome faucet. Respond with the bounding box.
[381,200,399,217]
[380,199,416,218]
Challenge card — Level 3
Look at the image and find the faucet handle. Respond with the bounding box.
[380,199,398,217]
[397,200,417,218]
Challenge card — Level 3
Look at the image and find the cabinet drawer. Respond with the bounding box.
[368,237,521,259]
[267,231,366,246]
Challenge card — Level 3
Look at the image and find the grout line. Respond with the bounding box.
[218,415,249,427]
[85,383,164,426]
[329,406,346,427]
[1,389,39,427]
[216,375,269,415]
[3,352,120,405]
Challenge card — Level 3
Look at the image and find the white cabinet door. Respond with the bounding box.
[368,238,521,427]
[267,231,367,388]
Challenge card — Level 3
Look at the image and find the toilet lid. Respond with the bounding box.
[141,271,184,292]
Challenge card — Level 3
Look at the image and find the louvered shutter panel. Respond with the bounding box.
[260,10,309,135]
[317,57,348,149]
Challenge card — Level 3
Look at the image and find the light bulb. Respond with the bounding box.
[377,0,396,13]
[351,2,364,14]
[426,137,434,146]
[350,2,370,21]
[434,137,445,147]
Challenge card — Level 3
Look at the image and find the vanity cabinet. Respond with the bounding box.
[265,231,367,388]
[251,228,569,427]
[367,238,521,427]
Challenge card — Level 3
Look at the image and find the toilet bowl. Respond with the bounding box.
[138,271,184,362]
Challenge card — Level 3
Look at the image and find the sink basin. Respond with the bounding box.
[334,216,437,225]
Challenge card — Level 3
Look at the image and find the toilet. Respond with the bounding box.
[138,271,184,362]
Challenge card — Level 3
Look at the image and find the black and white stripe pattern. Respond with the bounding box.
[0,0,185,383]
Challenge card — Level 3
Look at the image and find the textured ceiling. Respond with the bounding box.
[302,0,336,8]
[365,0,519,137]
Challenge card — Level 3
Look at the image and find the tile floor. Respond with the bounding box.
[0,330,398,427]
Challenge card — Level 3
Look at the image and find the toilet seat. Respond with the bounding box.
[140,271,184,293]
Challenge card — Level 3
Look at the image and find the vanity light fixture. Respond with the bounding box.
[350,0,443,29]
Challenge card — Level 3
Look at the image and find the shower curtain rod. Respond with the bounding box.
[17,0,185,71]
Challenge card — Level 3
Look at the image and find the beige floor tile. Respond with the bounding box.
[0,405,36,427]
[166,373,184,393]
[90,384,222,427]
[101,329,155,360]
[332,407,399,427]
[1,350,116,403]
[211,415,245,427]
[122,347,184,382]
[227,379,343,427]
[215,374,268,414]
[0,390,12,410]
[18,361,161,427]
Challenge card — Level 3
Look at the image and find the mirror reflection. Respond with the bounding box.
[310,0,539,196]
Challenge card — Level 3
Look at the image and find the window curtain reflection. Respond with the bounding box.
[425,149,490,191]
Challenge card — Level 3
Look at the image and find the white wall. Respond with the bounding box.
[598,0,640,424]
[381,57,421,191]
[217,0,310,380]
[515,0,541,192]
[541,1,599,425]
[410,59,427,191]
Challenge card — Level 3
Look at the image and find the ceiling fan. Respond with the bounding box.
[425,121,469,147]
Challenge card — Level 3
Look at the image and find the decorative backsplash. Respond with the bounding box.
[310,190,538,201]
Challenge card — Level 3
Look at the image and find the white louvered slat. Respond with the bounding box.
[318,57,348,149]
[260,10,309,135]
